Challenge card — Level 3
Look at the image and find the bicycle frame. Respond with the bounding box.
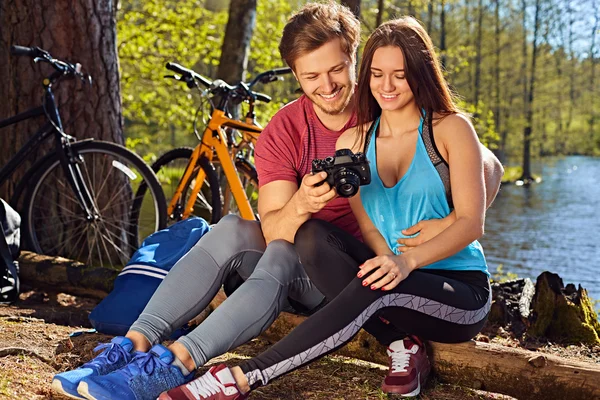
[0,84,99,218]
[168,109,262,220]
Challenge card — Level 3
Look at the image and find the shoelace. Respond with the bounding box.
[187,371,228,398]
[119,352,170,379]
[83,342,130,368]
[389,345,418,373]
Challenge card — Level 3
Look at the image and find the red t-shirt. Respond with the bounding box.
[255,95,362,240]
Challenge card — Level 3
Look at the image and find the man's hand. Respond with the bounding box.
[296,172,337,215]
[396,216,453,253]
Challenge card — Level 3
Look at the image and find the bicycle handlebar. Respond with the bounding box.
[165,62,212,88]
[10,45,91,84]
[10,45,42,58]
[165,62,292,105]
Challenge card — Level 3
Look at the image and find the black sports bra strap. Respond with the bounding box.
[421,111,453,209]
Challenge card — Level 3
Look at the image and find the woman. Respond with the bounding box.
[159,17,491,400]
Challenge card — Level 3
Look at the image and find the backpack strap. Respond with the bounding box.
[421,112,453,209]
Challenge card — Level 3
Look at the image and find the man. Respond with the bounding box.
[52,3,503,400]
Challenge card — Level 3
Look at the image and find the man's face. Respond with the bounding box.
[293,38,356,116]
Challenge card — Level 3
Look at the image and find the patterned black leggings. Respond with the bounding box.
[239,219,490,389]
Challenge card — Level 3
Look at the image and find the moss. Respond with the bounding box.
[529,273,600,345]
[528,276,556,337]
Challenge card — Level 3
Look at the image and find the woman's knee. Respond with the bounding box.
[294,219,331,264]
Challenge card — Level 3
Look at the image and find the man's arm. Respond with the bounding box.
[481,144,504,207]
[396,143,503,249]
[258,172,336,244]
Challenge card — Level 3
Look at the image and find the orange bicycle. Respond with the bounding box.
[150,62,292,224]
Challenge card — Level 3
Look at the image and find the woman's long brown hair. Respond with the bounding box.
[355,17,461,147]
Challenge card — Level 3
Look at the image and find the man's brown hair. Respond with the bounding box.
[279,1,361,70]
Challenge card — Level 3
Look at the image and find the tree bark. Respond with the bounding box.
[341,0,361,18]
[589,3,599,149]
[440,0,447,68]
[0,0,123,200]
[217,0,257,86]
[520,0,540,181]
[494,0,501,135]
[473,0,484,110]
[430,340,600,400]
[376,0,385,27]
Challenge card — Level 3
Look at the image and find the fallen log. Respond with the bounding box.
[430,340,600,400]
[18,251,116,299]
[200,290,600,400]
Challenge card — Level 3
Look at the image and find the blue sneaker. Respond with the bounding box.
[77,344,194,400]
[51,336,136,399]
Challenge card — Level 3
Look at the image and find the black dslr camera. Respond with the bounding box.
[311,149,371,198]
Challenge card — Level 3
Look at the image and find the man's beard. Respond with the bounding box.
[308,85,354,115]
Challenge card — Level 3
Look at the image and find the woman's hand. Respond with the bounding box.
[357,254,414,291]
[396,215,454,253]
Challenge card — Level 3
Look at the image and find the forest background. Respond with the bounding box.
[118,0,600,181]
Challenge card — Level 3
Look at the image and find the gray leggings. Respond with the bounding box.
[129,215,324,368]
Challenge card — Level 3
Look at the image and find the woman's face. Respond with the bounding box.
[369,46,414,112]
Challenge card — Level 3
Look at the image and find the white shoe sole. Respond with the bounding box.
[400,372,421,398]
[51,379,86,399]
[77,381,98,400]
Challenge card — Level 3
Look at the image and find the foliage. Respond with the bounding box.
[491,264,519,283]
[117,0,300,159]
[117,0,600,163]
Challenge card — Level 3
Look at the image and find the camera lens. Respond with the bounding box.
[334,169,360,198]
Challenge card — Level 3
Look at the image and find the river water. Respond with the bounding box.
[480,155,600,300]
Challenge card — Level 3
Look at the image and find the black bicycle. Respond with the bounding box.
[0,46,167,268]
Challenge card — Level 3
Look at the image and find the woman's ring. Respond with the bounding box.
[389,272,397,279]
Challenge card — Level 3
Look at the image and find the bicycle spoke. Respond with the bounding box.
[96,221,117,269]
[44,224,89,255]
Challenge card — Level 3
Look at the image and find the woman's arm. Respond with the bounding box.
[359,114,486,290]
[348,193,394,256]
[336,126,394,256]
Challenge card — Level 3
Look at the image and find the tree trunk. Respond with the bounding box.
[589,4,599,150]
[0,0,123,200]
[217,0,257,85]
[565,4,575,136]
[521,0,540,181]
[440,0,447,68]
[341,0,361,18]
[427,0,434,33]
[494,0,501,135]
[377,0,385,27]
[216,0,257,119]
[474,0,484,111]
[464,0,474,99]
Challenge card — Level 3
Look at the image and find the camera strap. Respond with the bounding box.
[362,118,379,154]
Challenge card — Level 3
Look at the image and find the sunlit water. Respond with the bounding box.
[481,156,600,301]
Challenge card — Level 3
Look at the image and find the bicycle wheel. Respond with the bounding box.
[152,147,222,224]
[24,140,167,268]
[221,159,260,219]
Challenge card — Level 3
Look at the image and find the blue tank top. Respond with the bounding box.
[360,116,488,275]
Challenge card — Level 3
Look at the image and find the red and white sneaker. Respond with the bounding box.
[381,336,431,397]
[158,364,247,400]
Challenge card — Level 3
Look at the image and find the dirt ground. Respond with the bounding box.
[0,288,596,400]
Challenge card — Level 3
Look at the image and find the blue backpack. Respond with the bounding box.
[89,217,211,337]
